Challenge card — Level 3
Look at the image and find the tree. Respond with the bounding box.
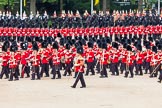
[0,0,15,11]
[30,0,36,15]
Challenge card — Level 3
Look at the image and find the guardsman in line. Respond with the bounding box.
[85,42,95,76]
[51,42,61,79]
[135,44,144,75]
[63,43,73,76]
[20,41,30,78]
[124,45,135,78]
[71,46,86,88]
[111,42,119,76]
[100,42,109,78]
[150,46,158,78]
[8,45,19,81]
[31,42,41,80]
[0,43,9,79]
[40,41,50,77]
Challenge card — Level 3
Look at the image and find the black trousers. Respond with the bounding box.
[31,66,40,80]
[111,63,119,75]
[9,68,19,81]
[52,64,61,79]
[145,62,151,74]
[158,70,162,81]
[136,64,143,75]
[21,64,30,78]
[101,64,108,77]
[73,72,86,87]
[125,65,134,77]
[96,62,101,73]
[0,66,9,79]
[86,62,95,75]
[64,63,71,76]
[40,63,49,77]
[120,62,126,74]
[60,62,65,70]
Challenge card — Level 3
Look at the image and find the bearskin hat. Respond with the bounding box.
[20,42,28,50]
[152,46,157,53]
[66,43,71,50]
[2,44,7,52]
[41,41,48,48]
[10,45,17,52]
[60,38,65,46]
[32,41,39,51]
[123,43,127,49]
[88,42,93,48]
[53,42,59,50]
[137,44,142,51]
[102,43,107,50]
[77,46,84,54]
[3,41,10,49]
[112,42,118,49]
[127,45,132,51]
[157,44,162,50]
[148,36,153,42]
[57,33,62,38]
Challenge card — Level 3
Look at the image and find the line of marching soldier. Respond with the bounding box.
[0,33,162,83]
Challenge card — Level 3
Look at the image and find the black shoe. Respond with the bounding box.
[45,75,49,77]
[149,76,153,78]
[25,76,30,78]
[144,72,147,74]
[80,86,86,88]
[90,74,95,76]
[85,74,88,76]
[51,78,55,79]
[116,74,119,76]
[63,74,66,76]
[4,77,9,79]
[31,79,35,80]
[124,76,128,78]
[56,77,61,79]
[99,76,104,78]
[36,78,40,80]
[73,77,76,78]
[129,76,133,78]
[158,80,161,83]
[8,79,13,81]
[14,78,19,81]
[71,86,76,88]
[111,74,115,75]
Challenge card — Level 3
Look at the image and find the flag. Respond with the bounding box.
[94,0,99,6]
[24,0,26,7]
